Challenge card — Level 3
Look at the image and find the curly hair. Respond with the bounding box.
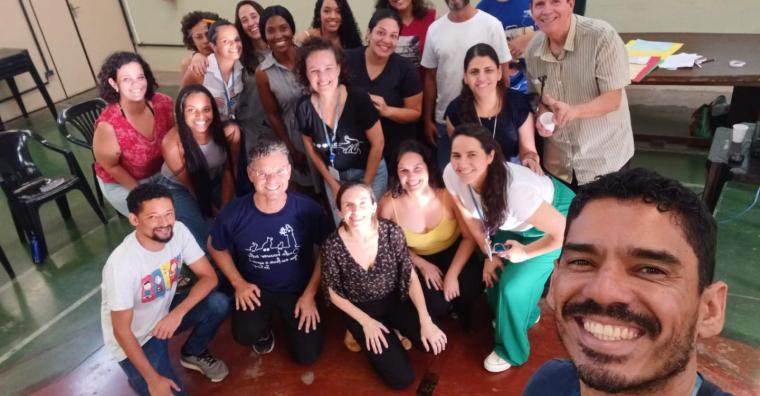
[564,168,717,292]
[235,1,265,73]
[295,37,350,92]
[374,0,432,19]
[388,140,443,198]
[180,11,219,51]
[451,123,510,233]
[174,85,230,217]
[310,0,363,49]
[457,43,508,124]
[97,52,158,104]
[126,183,172,215]
[259,5,296,44]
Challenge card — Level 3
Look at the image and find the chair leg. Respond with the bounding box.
[56,196,72,219]
[92,163,104,206]
[9,204,28,244]
[6,77,29,118]
[77,181,107,224]
[0,244,15,280]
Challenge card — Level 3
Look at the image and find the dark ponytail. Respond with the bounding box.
[452,123,510,232]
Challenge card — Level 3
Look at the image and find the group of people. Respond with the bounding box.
[97,1,731,395]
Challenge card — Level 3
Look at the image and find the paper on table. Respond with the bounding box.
[660,53,700,70]
[626,39,683,58]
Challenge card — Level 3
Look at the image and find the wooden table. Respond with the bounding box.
[0,48,57,130]
[620,33,760,146]
[702,123,760,212]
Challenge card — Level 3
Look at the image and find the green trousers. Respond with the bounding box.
[486,177,575,365]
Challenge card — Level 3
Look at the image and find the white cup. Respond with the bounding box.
[732,124,749,143]
[539,112,556,135]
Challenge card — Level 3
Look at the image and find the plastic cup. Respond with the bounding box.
[539,112,556,135]
[732,124,749,143]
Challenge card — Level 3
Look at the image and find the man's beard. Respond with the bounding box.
[561,299,696,394]
[150,227,173,243]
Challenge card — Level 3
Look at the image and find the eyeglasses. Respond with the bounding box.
[250,166,289,179]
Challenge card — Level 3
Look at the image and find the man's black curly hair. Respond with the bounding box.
[563,168,717,292]
[127,183,173,215]
[180,11,220,50]
[97,52,158,104]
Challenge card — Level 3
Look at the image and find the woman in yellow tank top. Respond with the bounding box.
[377,140,483,328]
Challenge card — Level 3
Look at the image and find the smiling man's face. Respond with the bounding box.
[531,0,574,40]
[549,198,702,393]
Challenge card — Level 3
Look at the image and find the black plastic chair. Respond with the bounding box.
[0,244,13,279]
[56,98,107,206]
[0,129,107,262]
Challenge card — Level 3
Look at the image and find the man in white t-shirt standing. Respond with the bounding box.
[101,183,230,396]
[421,0,511,169]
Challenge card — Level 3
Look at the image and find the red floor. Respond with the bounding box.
[27,301,760,395]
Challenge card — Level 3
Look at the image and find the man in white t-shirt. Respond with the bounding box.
[100,183,230,396]
[421,0,511,169]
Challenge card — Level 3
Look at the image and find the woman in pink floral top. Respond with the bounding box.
[93,52,175,216]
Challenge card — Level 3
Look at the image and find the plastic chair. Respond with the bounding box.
[0,243,13,279]
[56,98,107,205]
[0,129,107,262]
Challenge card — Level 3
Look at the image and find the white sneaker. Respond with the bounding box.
[484,351,512,373]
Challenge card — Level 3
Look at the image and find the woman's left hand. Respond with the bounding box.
[496,240,530,263]
[420,320,447,355]
[369,94,390,117]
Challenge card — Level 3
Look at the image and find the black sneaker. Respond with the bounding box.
[253,330,275,354]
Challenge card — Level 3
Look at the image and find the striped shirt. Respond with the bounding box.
[525,15,634,184]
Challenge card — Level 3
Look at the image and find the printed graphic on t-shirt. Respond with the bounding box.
[396,36,421,67]
[244,224,300,270]
[140,255,181,303]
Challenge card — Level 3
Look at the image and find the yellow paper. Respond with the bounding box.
[626,39,683,59]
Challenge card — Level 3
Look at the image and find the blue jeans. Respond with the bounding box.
[435,123,451,171]
[117,290,230,396]
[323,159,388,225]
[158,177,221,252]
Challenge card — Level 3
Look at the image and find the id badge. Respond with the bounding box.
[328,166,340,182]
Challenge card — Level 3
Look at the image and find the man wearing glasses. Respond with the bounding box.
[209,137,332,363]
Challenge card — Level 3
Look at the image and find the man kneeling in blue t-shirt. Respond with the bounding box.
[209,137,332,363]
[525,168,731,396]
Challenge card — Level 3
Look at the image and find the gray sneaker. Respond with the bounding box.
[180,351,229,382]
[253,330,275,354]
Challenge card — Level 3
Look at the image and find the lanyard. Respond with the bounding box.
[467,186,494,259]
[317,89,342,167]
[217,61,236,119]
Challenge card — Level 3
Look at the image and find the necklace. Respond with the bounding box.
[475,96,500,139]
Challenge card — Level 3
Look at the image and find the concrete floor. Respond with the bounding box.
[0,86,757,395]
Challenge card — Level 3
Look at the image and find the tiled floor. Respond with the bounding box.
[0,89,758,395]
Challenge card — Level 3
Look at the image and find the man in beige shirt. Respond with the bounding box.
[525,0,634,188]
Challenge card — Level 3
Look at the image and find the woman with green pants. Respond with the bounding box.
[443,123,574,373]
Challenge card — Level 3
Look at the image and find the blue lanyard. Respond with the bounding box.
[217,62,236,119]
[318,89,341,167]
